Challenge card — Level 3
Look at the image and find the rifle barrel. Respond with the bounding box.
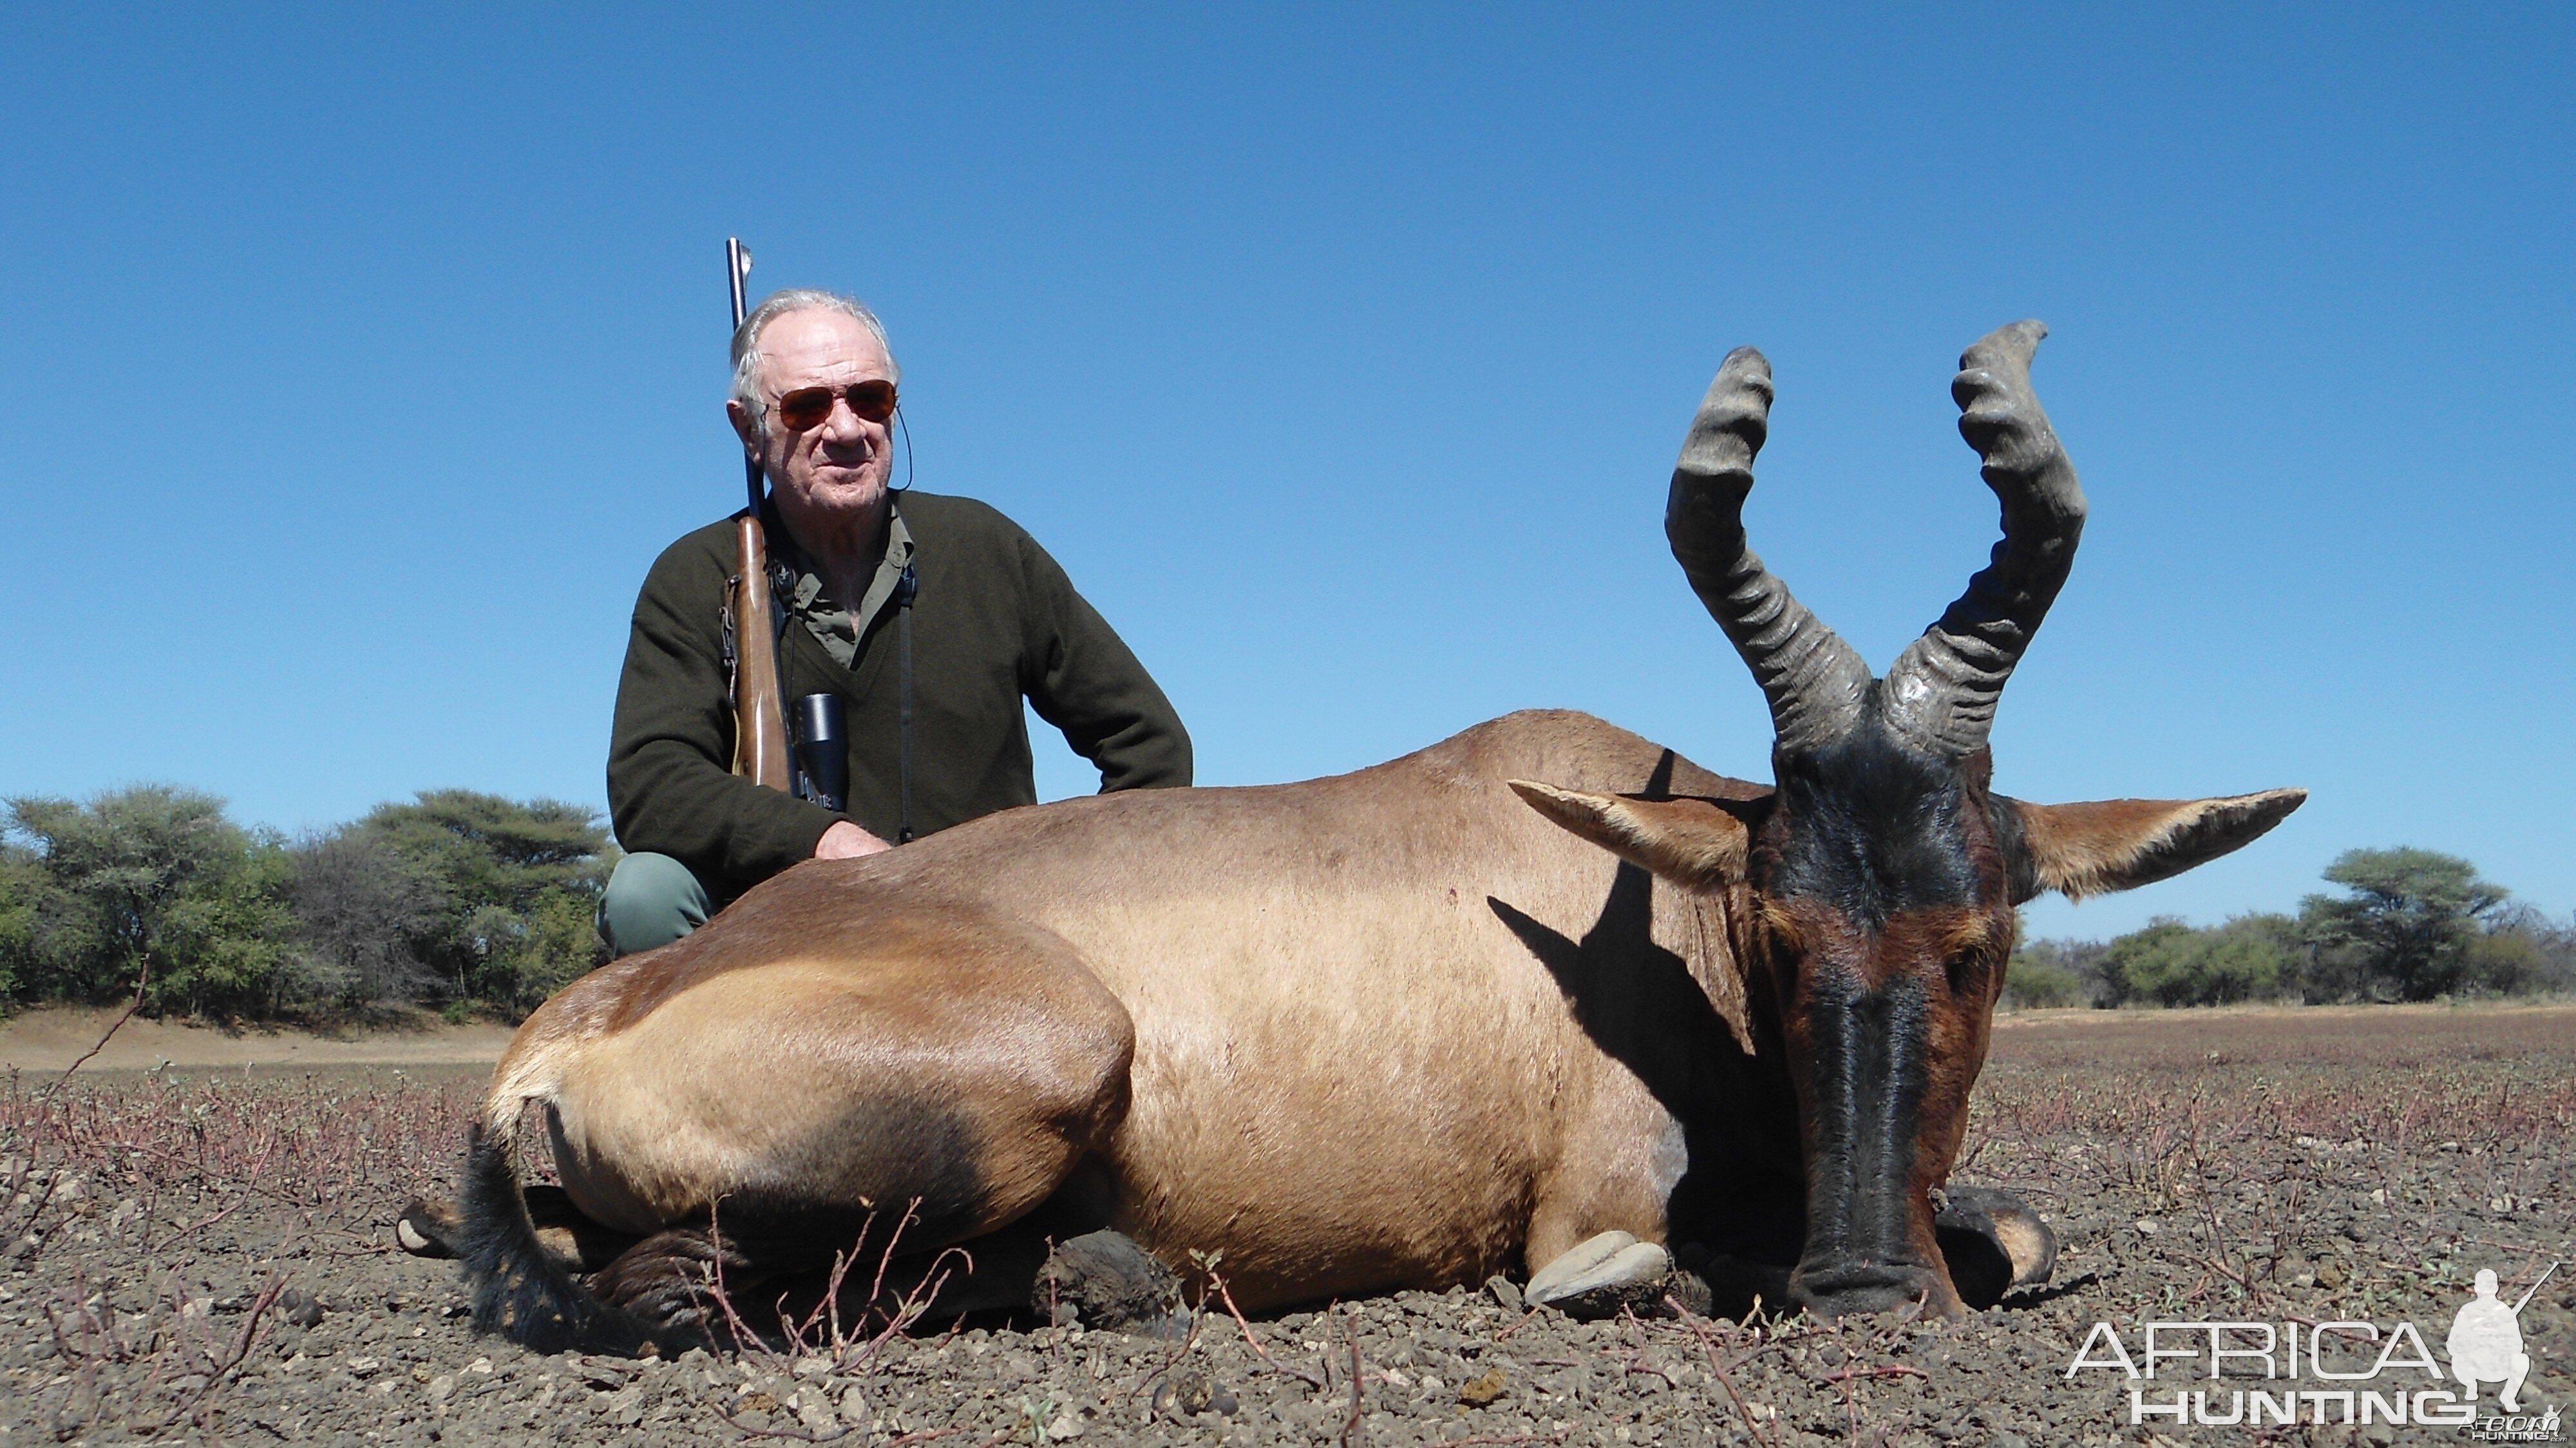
[728,238,761,515]
[2511,1261,2559,1314]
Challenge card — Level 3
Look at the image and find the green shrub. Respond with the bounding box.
[355,790,611,1011]
[2096,914,2298,1008]
[2000,953,2082,1009]
[1,786,299,1016]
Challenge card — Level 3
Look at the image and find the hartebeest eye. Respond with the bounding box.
[1943,944,1985,997]
[1756,900,1805,961]
[1941,920,2000,996]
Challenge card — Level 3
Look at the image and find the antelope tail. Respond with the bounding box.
[457,1123,651,1355]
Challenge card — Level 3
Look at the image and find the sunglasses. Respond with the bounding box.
[771,379,898,432]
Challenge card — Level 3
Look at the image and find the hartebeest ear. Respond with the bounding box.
[1508,781,1756,892]
[2003,789,2307,903]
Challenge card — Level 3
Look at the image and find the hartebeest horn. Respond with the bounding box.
[1879,321,2089,758]
[1668,347,1872,756]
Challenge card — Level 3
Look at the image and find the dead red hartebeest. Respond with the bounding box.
[430,321,2302,1349]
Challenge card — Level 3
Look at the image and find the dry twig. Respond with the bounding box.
[1667,1294,1781,1448]
[1209,1267,1325,1389]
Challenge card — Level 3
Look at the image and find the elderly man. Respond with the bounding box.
[598,289,1191,955]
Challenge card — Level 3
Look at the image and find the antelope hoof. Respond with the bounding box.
[395,1197,461,1259]
[1527,1232,1673,1320]
[1935,1186,2058,1310]
[1034,1230,1182,1332]
[590,1229,748,1342]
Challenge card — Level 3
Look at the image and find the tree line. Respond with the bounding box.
[0,785,609,1022]
[2005,848,2576,1009]
[3,786,2567,1022]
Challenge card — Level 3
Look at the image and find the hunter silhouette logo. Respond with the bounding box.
[2450,1264,2553,1414]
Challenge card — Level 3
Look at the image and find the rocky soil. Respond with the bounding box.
[3,1005,2568,1446]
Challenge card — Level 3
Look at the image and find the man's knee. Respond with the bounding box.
[598,853,712,958]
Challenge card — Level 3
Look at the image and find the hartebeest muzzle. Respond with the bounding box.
[1785,973,1950,1314]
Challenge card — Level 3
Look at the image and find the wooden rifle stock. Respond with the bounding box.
[731,515,791,788]
[726,236,793,790]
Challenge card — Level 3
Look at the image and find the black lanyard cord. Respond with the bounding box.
[893,563,918,845]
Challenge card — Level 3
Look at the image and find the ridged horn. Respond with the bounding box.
[1667,346,1872,756]
[1880,320,2089,758]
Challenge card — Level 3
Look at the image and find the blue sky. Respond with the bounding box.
[2,5,2568,940]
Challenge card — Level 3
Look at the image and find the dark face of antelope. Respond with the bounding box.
[1747,718,2018,1316]
[1519,322,2302,1314]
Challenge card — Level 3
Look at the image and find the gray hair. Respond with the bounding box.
[730,289,901,443]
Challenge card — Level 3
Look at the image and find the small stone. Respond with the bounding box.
[1484,1275,1522,1313]
[278,1288,325,1328]
[1459,1367,1509,1407]
[1151,1367,1217,1416]
[1045,1409,1085,1440]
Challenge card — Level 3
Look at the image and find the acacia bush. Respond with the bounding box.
[2098,913,2300,1007]
[2299,847,2508,1001]
[346,790,612,1013]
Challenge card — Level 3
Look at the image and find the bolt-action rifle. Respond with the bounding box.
[726,238,792,791]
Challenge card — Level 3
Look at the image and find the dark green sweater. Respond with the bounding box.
[607,491,1191,897]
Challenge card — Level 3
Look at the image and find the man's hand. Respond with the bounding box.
[815,821,893,859]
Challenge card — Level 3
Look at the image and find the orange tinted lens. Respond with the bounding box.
[775,388,833,430]
[848,380,897,423]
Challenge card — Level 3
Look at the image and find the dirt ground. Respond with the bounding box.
[0,1007,515,1075]
[3,1003,2568,1446]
